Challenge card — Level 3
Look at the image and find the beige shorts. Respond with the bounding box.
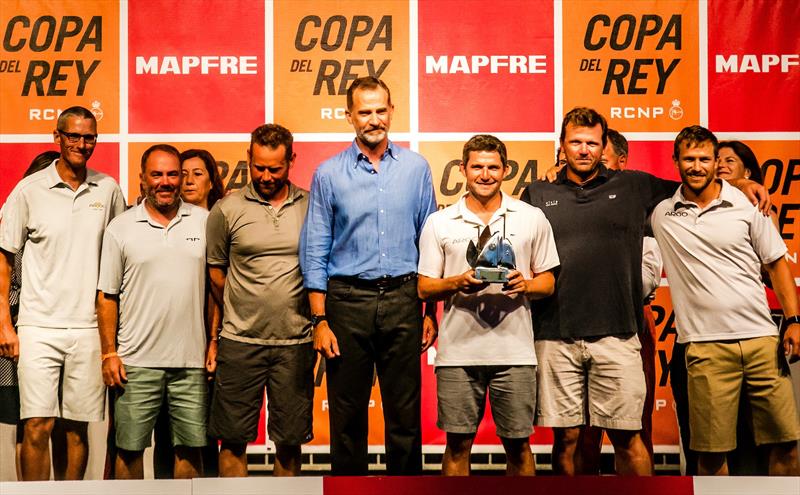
[17,326,105,422]
[686,336,800,452]
[535,335,645,430]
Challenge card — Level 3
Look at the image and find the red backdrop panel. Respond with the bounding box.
[127,0,265,133]
[708,0,800,131]
[418,0,554,132]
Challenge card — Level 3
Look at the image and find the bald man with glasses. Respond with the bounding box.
[0,106,125,481]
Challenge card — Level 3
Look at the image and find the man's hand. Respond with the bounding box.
[540,164,563,183]
[457,270,489,294]
[421,314,438,352]
[0,322,19,360]
[102,355,127,388]
[783,323,800,363]
[205,339,218,378]
[314,321,340,359]
[502,270,528,296]
[735,179,771,215]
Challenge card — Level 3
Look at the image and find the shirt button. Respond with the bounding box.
[379,188,383,192]
[380,209,384,213]
[382,253,386,257]
[381,232,384,235]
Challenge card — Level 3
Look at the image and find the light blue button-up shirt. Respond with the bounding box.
[300,140,437,291]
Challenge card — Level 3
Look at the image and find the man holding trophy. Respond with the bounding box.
[417,135,560,475]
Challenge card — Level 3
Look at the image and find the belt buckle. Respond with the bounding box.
[374,276,391,290]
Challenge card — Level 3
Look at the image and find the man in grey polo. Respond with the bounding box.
[97,144,209,479]
[206,124,313,477]
[0,106,125,481]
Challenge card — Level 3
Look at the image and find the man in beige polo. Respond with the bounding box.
[206,124,313,477]
[0,106,125,480]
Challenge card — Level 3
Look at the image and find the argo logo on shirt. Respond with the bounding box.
[88,201,104,210]
[664,210,688,217]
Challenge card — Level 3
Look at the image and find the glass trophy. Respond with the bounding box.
[465,220,516,283]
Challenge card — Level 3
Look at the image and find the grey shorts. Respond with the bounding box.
[208,338,315,446]
[535,335,645,430]
[436,365,536,439]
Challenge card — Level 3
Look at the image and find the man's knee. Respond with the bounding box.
[220,442,247,457]
[23,417,55,445]
[117,447,145,464]
[446,433,475,458]
[60,419,88,443]
[500,437,531,457]
[606,429,641,451]
[554,427,581,447]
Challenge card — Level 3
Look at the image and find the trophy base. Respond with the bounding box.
[475,266,509,283]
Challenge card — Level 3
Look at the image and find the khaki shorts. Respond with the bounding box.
[686,336,800,452]
[17,326,105,422]
[535,335,645,430]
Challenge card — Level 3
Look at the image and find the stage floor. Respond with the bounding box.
[1,475,798,495]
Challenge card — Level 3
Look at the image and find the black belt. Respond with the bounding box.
[331,273,416,291]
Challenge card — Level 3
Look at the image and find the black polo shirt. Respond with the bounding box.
[520,166,677,340]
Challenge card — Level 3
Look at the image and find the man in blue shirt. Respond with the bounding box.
[300,77,438,475]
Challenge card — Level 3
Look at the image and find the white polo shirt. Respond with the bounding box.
[418,193,560,367]
[650,180,786,344]
[0,161,125,328]
[98,201,208,368]
[642,236,662,298]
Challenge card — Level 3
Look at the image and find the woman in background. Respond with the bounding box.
[717,140,763,183]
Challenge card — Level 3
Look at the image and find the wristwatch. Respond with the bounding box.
[311,314,327,327]
[786,315,800,326]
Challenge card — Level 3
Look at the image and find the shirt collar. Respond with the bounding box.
[448,191,518,224]
[244,181,303,205]
[555,163,611,187]
[348,139,399,168]
[134,199,192,224]
[45,159,99,189]
[672,179,733,211]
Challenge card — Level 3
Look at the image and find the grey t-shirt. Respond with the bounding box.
[206,183,311,345]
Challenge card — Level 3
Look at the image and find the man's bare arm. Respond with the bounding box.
[0,250,18,359]
[309,290,339,359]
[208,265,227,307]
[763,256,800,362]
[96,291,126,387]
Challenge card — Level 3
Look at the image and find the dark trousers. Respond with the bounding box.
[325,277,422,475]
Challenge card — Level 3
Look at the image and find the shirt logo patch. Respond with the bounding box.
[186,237,200,242]
[665,211,688,217]
[608,194,617,199]
[545,200,558,207]
[88,201,105,210]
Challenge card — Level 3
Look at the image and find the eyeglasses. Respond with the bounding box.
[58,130,98,145]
